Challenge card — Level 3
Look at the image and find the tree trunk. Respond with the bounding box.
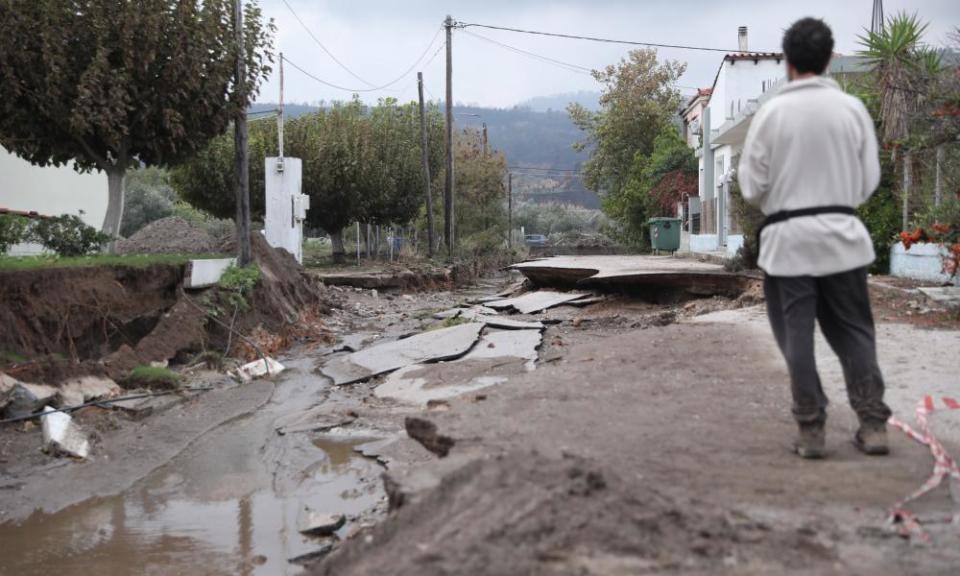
[102,167,126,253]
[902,150,912,231]
[331,228,346,263]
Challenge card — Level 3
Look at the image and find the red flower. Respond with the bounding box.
[931,222,953,237]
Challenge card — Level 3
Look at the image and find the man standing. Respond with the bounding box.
[738,18,891,459]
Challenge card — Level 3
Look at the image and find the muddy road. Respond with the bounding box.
[2,271,959,575]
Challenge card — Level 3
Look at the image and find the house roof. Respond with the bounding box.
[0,207,52,219]
[681,88,713,116]
[724,52,784,63]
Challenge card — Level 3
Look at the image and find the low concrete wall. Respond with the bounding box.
[184,258,237,289]
[890,242,955,284]
[688,234,744,258]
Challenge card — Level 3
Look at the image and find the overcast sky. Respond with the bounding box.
[255,0,959,108]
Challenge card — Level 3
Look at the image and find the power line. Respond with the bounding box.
[283,26,444,93]
[457,21,773,54]
[509,166,583,173]
[279,0,374,87]
[461,29,593,76]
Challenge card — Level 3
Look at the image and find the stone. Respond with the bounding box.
[40,406,90,459]
[3,382,58,418]
[288,540,336,565]
[298,510,346,536]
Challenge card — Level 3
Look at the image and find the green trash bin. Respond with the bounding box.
[648,217,682,252]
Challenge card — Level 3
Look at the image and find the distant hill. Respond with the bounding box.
[517,91,600,113]
[250,100,600,208]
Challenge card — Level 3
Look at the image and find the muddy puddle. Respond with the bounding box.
[0,436,383,576]
[0,357,387,576]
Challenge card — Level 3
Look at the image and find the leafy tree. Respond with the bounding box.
[170,118,274,219]
[454,128,509,252]
[0,0,275,241]
[122,167,176,237]
[569,49,685,199]
[602,125,696,246]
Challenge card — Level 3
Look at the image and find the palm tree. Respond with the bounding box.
[857,12,943,227]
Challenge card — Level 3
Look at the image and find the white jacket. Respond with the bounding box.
[738,76,881,277]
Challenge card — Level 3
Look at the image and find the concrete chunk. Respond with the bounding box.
[40,406,90,459]
[56,376,122,408]
[236,357,286,382]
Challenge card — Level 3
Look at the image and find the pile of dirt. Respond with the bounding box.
[313,451,837,575]
[213,233,333,356]
[116,217,218,255]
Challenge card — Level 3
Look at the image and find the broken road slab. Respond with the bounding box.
[236,357,286,382]
[486,291,593,314]
[919,286,960,306]
[374,330,542,406]
[320,322,485,385]
[298,509,346,536]
[434,307,545,330]
[510,255,748,295]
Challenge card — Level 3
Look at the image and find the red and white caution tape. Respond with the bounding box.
[887,396,960,540]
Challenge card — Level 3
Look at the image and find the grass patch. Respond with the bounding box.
[124,365,182,389]
[0,253,228,271]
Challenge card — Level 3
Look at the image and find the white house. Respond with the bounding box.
[1,146,108,255]
[684,27,786,257]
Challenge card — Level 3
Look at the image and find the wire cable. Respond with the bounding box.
[461,29,593,76]
[457,21,773,54]
[282,26,444,93]
[279,0,375,87]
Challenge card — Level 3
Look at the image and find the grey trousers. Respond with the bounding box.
[763,267,892,426]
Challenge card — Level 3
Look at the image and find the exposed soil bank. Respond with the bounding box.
[0,264,184,362]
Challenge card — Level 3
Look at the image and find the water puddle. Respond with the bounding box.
[0,436,385,576]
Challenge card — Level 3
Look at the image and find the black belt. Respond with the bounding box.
[756,205,858,251]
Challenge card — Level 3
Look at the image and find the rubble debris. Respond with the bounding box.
[320,323,484,386]
[299,509,347,536]
[404,417,455,457]
[486,291,593,314]
[3,382,58,419]
[236,357,286,382]
[40,406,90,459]
[56,376,122,408]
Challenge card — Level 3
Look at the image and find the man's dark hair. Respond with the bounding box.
[782,18,834,75]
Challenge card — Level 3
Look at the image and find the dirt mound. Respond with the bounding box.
[116,217,217,255]
[313,451,837,575]
[213,234,332,356]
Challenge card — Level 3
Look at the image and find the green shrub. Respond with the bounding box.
[122,167,175,237]
[857,154,900,274]
[29,214,111,257]
[729,179,765,270]
[125,365,181,389]
[218,264,261,311]
[0,214,31,252]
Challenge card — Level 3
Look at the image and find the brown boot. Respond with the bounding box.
[854,423,889,456]
[793,424,826,459]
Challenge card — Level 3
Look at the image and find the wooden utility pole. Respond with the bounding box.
[418,72,435,258]
[278,52,285,163]
[444,15,455,258]
[235,0,251,265]
[482,122,488,157]
[507,172,513,249]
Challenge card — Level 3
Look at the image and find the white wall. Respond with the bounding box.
[1,147,108,228]
[711,58,784,129]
